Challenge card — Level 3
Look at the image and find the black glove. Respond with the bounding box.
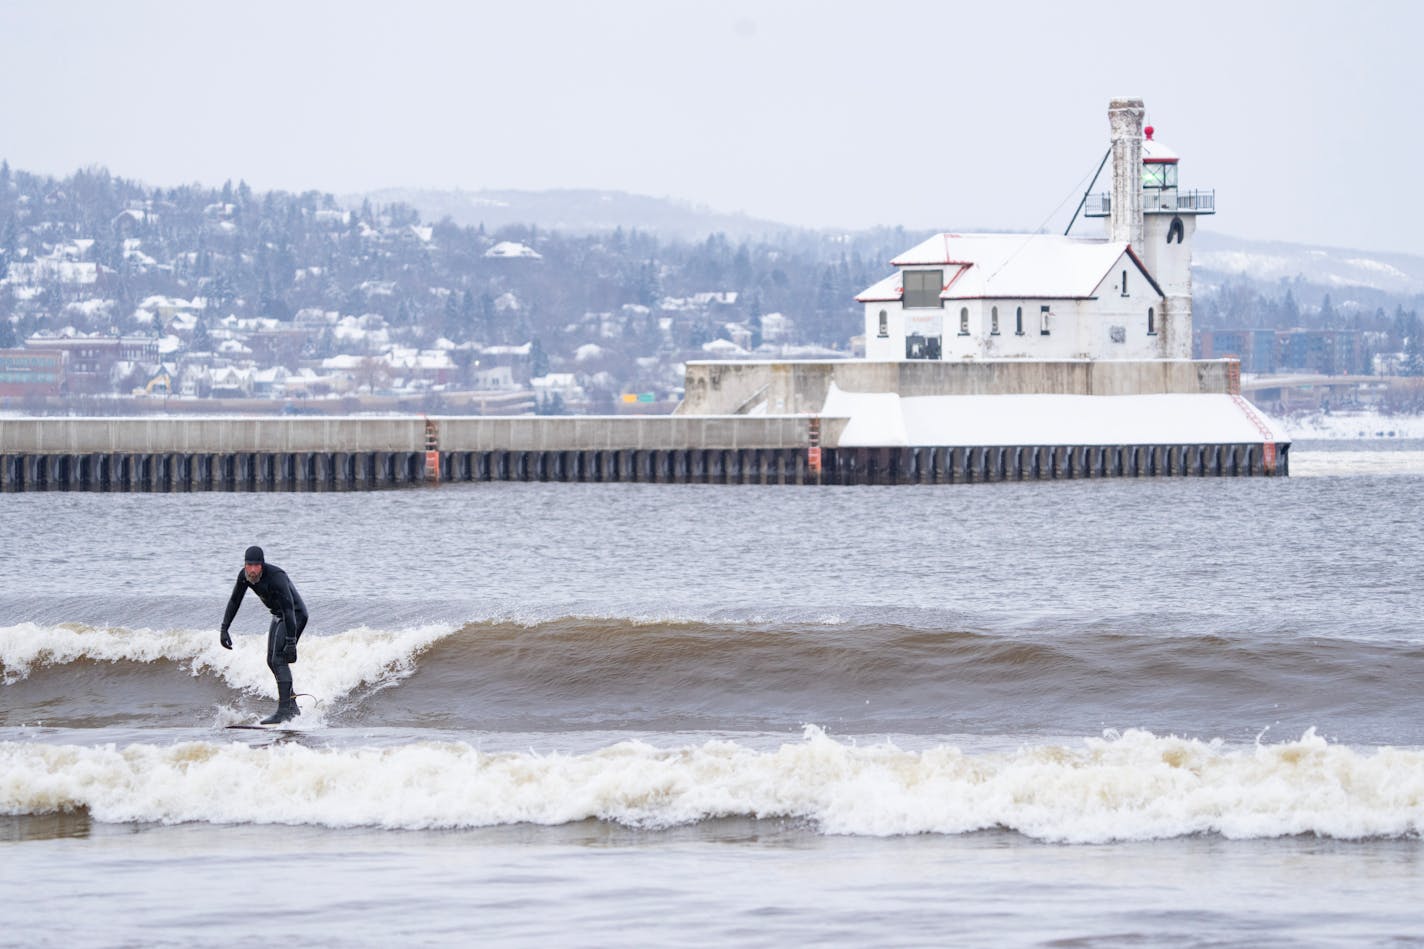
[283,638,297,664]
[220,628,232,650]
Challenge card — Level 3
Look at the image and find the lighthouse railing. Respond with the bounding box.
[1082,189,1215,216]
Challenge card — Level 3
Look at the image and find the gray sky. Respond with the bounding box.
[2,0,1419,255]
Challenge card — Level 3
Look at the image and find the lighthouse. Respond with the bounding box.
[1102,97,1215,358]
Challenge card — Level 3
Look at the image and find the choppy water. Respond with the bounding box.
[4,440,1424,946]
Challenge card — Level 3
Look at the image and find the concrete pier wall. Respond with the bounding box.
[679,359,1236,416]
[0,416,834,454]
[0,440,1289,492]
[0,410,1288,492]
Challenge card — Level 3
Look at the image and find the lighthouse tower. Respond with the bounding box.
[1103,98,1214,358]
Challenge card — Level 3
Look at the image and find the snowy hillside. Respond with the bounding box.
[1195,230,1424,297]
[347,188,789,242]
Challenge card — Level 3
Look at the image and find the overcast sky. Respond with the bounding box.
[1,0,1419,255]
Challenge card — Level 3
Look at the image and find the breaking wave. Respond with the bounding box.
[3,727,1420,843]
[6,617,1424,739]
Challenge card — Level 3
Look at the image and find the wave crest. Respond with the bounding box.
[3,727,1420,842]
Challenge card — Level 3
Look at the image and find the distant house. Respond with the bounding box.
[140,366,175,396]
[531,372,585,404]
[760,312,793,343]
[470,365,516,390]
[388,347,456,387]
[209,366,255,398]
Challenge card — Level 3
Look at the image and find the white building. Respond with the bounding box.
[859,99,1212,363]
[859,235,1164,361]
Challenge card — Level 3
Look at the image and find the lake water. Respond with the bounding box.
[4,439,1423,946]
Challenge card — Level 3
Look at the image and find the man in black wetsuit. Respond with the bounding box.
[219,545,308,724]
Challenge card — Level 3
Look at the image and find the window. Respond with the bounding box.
[1040,305,1051,336]
[905,334,941,360]
[1147,306,1156,335]
[1015,306,1024,336]
[959,307,970,335]
[1121,270,1128,296]
[1141,164,1177,189]
[877,310,888,338]
[991,306,1000,335]
[903,270,943,309]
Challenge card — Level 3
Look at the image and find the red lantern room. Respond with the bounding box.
[1141,125,1179,190]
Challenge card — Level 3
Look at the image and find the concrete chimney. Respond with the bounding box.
[1108,98,1145,247]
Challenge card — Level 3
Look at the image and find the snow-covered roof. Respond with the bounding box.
[389,348,455,371]
[480,342,532,356]
[321,354,367,371]
[485,241,542,260]
[1142,127,1179,163]
[859,234,1152,302]
[701,339,748,355]
[822,384,1284,447]
[531,373,578,388]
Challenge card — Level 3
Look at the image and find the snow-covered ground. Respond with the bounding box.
[1276,410,1424,441]
[822,386,1284,447]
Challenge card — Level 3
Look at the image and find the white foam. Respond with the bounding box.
[4,726,1421,842]
[0,622,455,701]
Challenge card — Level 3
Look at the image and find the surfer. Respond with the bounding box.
[218,545,308,724]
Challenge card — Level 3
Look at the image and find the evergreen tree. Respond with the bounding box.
[191,315,212,352]
[442,293,462,340]
[1279,289,1300,328]
[0,317,16,349]
[530,337,550,378]
[535,391,567,415]
[636,260,660,307]
[1404,311,1424,377]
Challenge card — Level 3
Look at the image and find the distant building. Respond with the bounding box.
[0,349,65,397]
[23,334,159,393]
[1197,328,1369,375]
[858,235,1166,361]
[1278,329,1366,375]
[1198,329,1279,373]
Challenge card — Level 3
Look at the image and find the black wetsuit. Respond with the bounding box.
[220,562,309,689]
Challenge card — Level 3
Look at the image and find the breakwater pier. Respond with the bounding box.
[0,414,1287,491]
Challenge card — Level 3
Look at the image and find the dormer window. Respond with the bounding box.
[903,270,943,309]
